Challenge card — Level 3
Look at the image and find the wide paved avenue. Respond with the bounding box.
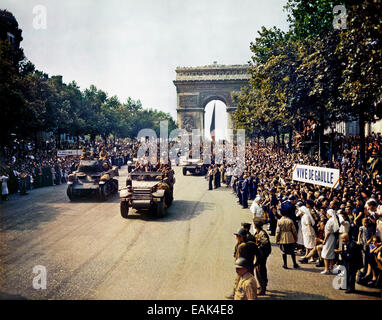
[0,166,380,300]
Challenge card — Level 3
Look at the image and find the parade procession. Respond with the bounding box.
[0,0,381,309]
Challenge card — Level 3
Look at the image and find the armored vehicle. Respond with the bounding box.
[181,158,208,176]
[119,170,175,219]
[67,159,119,201]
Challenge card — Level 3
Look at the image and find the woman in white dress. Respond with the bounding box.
[301,205,316,260]
[0,174,9,201]
[295,203,305,251]
[321,209,339,274]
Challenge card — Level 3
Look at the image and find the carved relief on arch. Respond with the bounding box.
[199,92,232,109]
[182,115,195,132]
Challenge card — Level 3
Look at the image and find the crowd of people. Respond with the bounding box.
[206,133,382,299]
[0,137,139,201]
[2,129,382,299]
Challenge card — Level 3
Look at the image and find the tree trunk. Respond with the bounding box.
[359,109,366,168]
[275,125,280,152]
[288,126,293,150]
[318,124,325,162]
[57,129,61,149]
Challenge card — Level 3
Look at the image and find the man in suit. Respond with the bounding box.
[251,173,259,200]
[335,233,363,293]
[248,175,254,200]
[241,175,249,209]
[237,175,244,206]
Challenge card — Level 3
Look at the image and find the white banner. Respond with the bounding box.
[292,164,340,189]
[57,150,82,157]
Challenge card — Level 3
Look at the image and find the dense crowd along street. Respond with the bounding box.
[1,0,381,303]
[1,124,382,299]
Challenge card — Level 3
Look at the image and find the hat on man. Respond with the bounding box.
[241,223,251,229]
[233,228,247,237]
[288,195,296,201]
[253,217,265,227]
[235,257,251,270]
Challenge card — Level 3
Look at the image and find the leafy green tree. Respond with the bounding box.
[337,0,382,166]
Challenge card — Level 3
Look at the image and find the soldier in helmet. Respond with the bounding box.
[227,227,262,299]
[241,222,256,242]
[232,258,258,300]
[81,147,92,160]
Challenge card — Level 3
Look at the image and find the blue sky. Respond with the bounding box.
[2,0,289,137]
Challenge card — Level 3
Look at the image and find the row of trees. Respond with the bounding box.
[0,12,176,148]
[232,0,381,165]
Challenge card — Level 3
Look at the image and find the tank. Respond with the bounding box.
[181,158,208,176]
[66,159,119,201]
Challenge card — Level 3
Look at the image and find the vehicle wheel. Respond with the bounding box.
[165,190,173,207]
[182,167,187,176]
[98,185,106,201]
[113,179,119,193]
[155,199,166,218]
[67,186,74,201]
[120,201,129,218]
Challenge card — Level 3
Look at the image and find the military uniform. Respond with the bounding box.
[233,272,258,300]
[254,229,271,294]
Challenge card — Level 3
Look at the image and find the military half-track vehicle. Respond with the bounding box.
[67,159,119,201]
[119,170,175,219]
[181,158,208,176]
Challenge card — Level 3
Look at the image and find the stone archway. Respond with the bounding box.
[173,64,250,134]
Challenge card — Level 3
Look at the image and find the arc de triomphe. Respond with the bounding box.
[173,64,250,134]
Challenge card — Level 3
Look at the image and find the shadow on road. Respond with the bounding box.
[260,289,330,300]
[0,204,63,232]
[124,200,215,223]
[0,291,28,300]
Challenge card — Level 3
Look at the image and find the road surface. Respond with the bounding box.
[0,166,380,300]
